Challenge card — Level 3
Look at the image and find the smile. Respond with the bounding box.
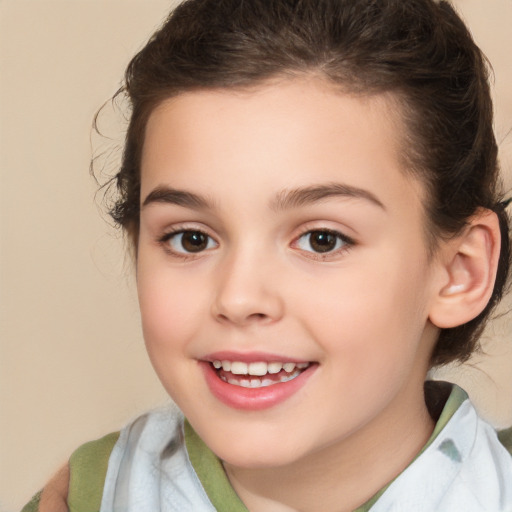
[201,353,317,410]
[211,360,311,388]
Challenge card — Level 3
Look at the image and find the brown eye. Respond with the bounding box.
[167,230,216,254]
[309,231,338,252]
[296,230,350,254]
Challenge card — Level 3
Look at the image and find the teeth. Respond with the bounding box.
[212,360,310,377]
[281,370,300,383]
[248,362,267,376]
[221,370,302,388]
[230,361,248,375]
[267,362,283,374]
[283,362,295,373]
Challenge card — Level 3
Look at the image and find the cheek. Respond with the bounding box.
[137,264,204,353]
[296,253,431,364]
[137,268,209,401]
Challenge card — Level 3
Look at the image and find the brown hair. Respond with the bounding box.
[105,0,510,366]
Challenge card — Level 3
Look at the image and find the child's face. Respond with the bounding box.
[137,79,442,468]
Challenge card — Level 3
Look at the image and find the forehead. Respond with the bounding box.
[140,79,425,219]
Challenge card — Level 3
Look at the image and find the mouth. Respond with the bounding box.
[201,353,317,410]
[210,360,311,388]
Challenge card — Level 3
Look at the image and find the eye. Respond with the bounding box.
[295,230,351,254]
[162,230,217,254]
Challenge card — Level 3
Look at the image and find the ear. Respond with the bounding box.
[428,209,501,329]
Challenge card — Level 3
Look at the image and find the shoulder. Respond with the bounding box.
[22,407,187,512]
[21,432,120,512]
[67,431,120,512]
[22,465,70,512]
[67,407,181,510]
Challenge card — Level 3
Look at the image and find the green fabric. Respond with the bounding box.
[184,420,249,512]
[498,427,512,455]
[20,490,42,512]
[67,431,120,512]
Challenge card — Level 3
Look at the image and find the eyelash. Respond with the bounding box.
[158,228,218,260]
[292,228,355,260]
[157,227,355,260]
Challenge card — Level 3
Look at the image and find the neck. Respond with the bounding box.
[223,381,434,512]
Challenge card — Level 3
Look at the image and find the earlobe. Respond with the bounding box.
[429,209,501,329]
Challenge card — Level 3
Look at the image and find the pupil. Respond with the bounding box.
[182,232,207,252]
[311,231,336,253]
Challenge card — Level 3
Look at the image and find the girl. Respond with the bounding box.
[24,0,512,510]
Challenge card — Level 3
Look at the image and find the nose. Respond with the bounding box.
[211,249,285,327]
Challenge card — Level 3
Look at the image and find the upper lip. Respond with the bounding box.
[202,351,312,364]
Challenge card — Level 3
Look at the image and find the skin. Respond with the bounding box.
[37,78,500,511]
[39,464,69,512]
[136,78,447,511]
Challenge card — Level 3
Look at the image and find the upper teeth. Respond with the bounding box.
[212,360,309,375]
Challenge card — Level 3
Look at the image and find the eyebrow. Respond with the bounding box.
[141,182,385,212]
[142,186,215,210]
[270,182,385,212]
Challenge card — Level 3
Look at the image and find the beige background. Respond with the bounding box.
[1,1,512,510]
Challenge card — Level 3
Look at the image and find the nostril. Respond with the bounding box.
[215,311,269,324]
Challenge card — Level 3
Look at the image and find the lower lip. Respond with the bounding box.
[200,361,316,411]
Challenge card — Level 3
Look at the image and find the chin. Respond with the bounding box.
[205,430,309,470]
[220,449,301,470]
